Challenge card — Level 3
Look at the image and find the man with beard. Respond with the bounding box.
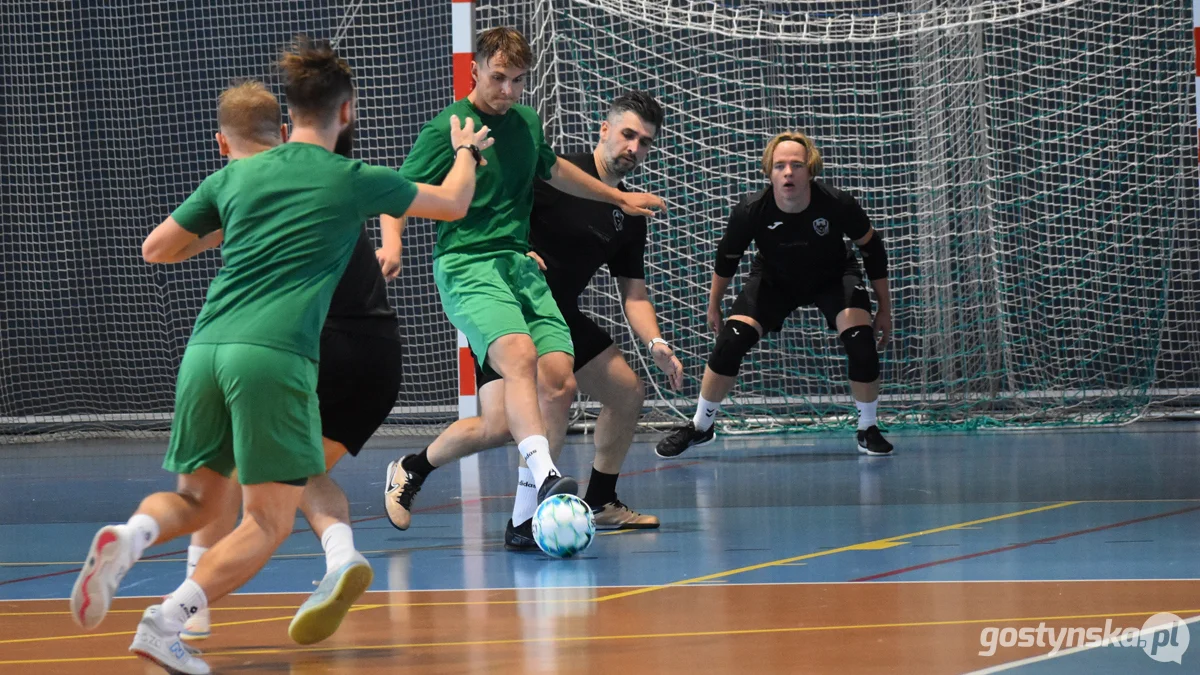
[385,91,682,541]
[68,37,492,675]
[153,80,406,646]
[381,29,666,546]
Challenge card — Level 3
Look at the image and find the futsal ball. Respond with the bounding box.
[531,494,595,558]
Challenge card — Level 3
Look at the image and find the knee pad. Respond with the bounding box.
[708,320,760,377]
[840,326,880,383]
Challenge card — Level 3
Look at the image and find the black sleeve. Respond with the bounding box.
[608,216,647,280]
[840,192,872,241]
[713,200,755,278]
[532,177,562,212]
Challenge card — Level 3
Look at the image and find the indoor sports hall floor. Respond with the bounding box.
[2,423,1199,674]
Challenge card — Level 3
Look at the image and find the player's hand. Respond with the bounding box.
[707,302,723,335]
[874,307,892,349]
[651,343,684,391]
[620,192,668,217]
[449,115,494,166]
[376,246,401,280]
[526,251,546,271]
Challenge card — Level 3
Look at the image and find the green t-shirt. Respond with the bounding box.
[401,99,557,258]
[171,142,417,360]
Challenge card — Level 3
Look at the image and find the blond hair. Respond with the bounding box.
[217,80,281,143]
[761,131,823,177]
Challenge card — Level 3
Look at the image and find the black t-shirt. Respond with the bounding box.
[528,152,648,306]
[714,181,870,296]
[323,225,400,340]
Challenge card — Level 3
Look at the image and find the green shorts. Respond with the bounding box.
[433,250,574,368]
[163,343,324,485]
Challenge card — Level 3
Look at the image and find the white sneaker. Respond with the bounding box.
[180,607,211,641]
[69,525,134,630]
[129,605,211,674]
[287,552,373,645]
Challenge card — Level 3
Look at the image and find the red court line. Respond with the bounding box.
[851,504,1200,582]
[0,459,699,588]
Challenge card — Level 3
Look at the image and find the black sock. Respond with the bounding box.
[401,448,436,478]
[583,468,619,510]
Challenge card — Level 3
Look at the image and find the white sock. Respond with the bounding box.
[511,467,538,525]
[124,513,160,561]
[161,578,208,633]
[857,400,878,430]
[516,435,556,488]
[692,395,721,432]
[186,545,207,579]
[320,522,358,574]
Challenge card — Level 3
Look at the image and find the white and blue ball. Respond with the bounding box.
[531,494,595,558]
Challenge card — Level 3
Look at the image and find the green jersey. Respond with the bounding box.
[170,142,417,361]
[401,98,557,258]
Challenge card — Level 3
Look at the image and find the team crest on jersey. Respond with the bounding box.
[612,209,625,232]
[812,218,830,236]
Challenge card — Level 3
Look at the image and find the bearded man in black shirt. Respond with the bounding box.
[656,132,895,458]
[385,91,682,543]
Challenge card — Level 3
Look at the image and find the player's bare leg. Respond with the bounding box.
[656,314,763,458]
[576,345,658,529]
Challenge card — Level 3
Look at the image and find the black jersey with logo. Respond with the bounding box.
[714,180,871,295]
[528,152,648,305]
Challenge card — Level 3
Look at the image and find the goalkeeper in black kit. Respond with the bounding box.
[656,131,895,458]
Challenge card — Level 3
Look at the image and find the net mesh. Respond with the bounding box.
[2,0,1198,441]
[479,0,1200,431]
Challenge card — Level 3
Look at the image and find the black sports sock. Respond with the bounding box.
[583,468,619,509]
[401,448,436,478]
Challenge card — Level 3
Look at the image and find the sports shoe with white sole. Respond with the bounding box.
[129,604,211,674]
[70,525,135,630]
[287,553,374,645]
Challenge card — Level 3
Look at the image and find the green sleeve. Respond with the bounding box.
[400,119,453,185]
[355,163,419,218]
[170,173,222,236]
[530,113,558,181]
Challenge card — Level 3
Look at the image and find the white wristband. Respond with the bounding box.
[648,337,670,352]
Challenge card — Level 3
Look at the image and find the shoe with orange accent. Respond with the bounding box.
[70,525,135,630]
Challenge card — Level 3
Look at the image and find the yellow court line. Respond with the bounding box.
[0,596,610,619]
[3,607,1197,666]
[594,500,1081,602]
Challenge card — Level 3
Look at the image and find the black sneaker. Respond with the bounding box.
[857,425,893,456]
[536,471,578,503]
[655,421,716,458]
[504,518,538,551]
[384,458,427,530]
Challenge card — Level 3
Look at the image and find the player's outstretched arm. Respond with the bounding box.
[405,115,493,222]
[142,218,223,264]
[545,158,667,217]
[618,277,684,390]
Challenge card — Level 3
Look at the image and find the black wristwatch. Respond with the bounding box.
[455,144,482,166]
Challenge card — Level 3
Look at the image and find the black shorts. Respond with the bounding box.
[472,306,614,387]
[316,328,403,456]
[730,270,872,334]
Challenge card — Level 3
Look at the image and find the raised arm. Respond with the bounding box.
[403,116,493,222]
[545,158,667,217]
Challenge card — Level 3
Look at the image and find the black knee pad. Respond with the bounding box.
[840,326,880,383]
[707,320,760,377]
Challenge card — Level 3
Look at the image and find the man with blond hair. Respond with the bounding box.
[656,131,895,458]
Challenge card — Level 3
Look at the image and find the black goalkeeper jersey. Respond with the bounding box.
[714,180,871,296]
